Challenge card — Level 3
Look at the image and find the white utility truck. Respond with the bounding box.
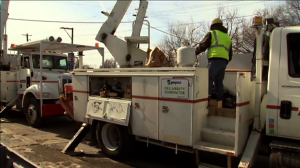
[0,0,105,128]
[60,0,300,168]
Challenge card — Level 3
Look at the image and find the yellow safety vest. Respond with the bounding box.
[207,30,232,60]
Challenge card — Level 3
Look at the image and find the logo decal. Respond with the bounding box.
[167,80,181,85]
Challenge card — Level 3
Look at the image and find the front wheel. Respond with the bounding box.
[24,98,43,128]
[96,122,133,160]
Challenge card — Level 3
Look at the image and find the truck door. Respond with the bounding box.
[278,28,300,139]
[18,56,31,92]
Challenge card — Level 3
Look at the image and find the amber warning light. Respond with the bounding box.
[252,16,263,27]
[95,43,99,47]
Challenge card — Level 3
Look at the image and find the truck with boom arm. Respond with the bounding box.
[58,0,300,167]
[0,0,105,128]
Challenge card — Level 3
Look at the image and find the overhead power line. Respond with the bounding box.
[76,14,255,37]
[150,2,267,18]
[7,18,134,24]
[7,13,255,41]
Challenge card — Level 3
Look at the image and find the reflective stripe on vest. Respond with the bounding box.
[208,30,231,60]
[211,30,230,52]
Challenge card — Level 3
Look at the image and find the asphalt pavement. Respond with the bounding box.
[0,110,269,168]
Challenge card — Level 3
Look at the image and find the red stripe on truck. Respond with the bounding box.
[132,95,209,103]
[73,90,89,93]
[236,101,250,107]
[31,81,58,83]
[267,105,298,111]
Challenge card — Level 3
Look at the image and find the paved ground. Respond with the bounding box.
[0,111,270,168]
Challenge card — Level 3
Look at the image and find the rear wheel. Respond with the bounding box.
[96,122,133,160]
[24,98,43,128]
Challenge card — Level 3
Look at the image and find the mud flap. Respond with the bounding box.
[61,123,90,155]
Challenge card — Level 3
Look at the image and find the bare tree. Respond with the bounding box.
[101,58,117,68]
[156,17,207,67]
[156,0,299,67]
[254,0,300,26]
[215,5,255,54]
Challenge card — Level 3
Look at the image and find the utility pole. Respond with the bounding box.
[60,27,74,44]
[22,33,32,42]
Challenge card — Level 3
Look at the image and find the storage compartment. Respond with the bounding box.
[89,77,132,99]
[1,71,17,102]
[87,76,132,126]
[131,76,159,140]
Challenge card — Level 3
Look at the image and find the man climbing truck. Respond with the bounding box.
[58,1,300,168]
[195,18,233,103]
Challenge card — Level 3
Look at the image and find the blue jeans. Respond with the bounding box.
[208,59,227,100]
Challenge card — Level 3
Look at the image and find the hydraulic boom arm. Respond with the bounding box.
[95,0,149,68]
[0,0,10,65]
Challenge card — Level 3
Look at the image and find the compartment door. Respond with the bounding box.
[131,76,159,140]
[158,77,194,146]
[87,97,131,126]
[72,75,89,122]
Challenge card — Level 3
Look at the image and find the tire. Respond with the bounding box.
[96,122,133,160]
[24,98,43,128]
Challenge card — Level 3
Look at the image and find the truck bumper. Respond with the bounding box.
[41,104,65,117]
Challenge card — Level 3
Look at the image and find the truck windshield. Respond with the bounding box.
[32,54,67,70]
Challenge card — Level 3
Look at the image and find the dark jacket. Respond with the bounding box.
[195,24,233,62]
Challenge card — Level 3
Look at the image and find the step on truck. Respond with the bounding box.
[59,0,300,168]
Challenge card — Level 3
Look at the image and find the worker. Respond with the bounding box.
[195,18,233,102]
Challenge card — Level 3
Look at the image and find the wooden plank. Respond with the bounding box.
[225,69,251,72]
[207,107,236,118]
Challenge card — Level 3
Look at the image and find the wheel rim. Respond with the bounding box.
[101,123,120,151]
[27,104,37,123]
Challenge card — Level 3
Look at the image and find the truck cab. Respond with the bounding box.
[266,27,300,139]
[17,51,68,97]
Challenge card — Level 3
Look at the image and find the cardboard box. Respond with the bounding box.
[207,107,236,118]
[209,99,222,108]
[207,107,217,116]
[215,108,236,118]
[123,93,132,99]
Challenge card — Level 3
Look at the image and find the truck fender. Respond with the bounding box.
[21,92,37,108]
[22,83,59,107]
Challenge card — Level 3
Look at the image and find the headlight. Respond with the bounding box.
[35,92,57,99]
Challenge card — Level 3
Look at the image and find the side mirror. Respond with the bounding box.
[30,71,33,77]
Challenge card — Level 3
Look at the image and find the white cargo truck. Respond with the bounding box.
[60,0,300,168]
[0,0,105,128]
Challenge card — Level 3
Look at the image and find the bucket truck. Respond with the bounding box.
[0,0,105,128]
[59,0,300,168]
